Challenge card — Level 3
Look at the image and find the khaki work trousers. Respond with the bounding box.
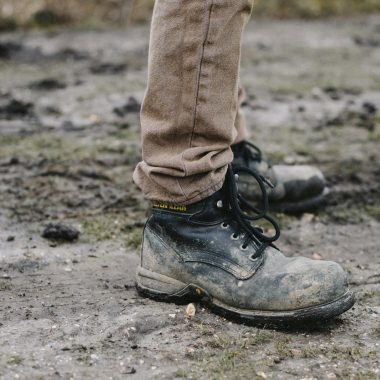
[133,0,254,204]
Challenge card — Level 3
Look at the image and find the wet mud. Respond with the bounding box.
[0,15,379,380]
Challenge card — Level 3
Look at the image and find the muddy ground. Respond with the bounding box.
[0,14,380,380]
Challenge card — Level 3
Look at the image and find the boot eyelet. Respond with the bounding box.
[249,254,259,261]
[240,244,248,251]
[221,222,229,229]
[216,200,223,208]
[231,233,239,240]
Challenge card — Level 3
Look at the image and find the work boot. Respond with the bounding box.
[232,140,329,213]
[136,165,354,326]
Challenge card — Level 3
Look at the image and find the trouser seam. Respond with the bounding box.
[176,177,187,200]
[188,0,214,152]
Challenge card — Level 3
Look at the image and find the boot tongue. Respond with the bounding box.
[188,181,229,223]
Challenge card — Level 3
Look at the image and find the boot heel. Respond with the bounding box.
[135,266,193,303]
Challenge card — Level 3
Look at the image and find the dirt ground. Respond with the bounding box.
[0,14,380,380]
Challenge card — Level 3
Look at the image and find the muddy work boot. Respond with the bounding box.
[231,140,329,213]
[136,166,354,326]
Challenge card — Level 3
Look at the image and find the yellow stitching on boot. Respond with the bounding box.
[152,202,187,212]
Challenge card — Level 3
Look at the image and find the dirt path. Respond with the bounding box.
[0,15,379,380]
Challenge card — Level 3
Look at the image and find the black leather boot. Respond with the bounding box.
[136,165,354,325]
[232,140,329,213]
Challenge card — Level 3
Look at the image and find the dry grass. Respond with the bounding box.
[0,0,380,30]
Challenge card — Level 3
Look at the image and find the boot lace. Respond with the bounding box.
[222,165,280,258]
[240,140,263,164]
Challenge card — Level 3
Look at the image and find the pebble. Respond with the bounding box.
[256,371,267,379]
[42,223,80,242]
[185,303,196,317]
[121,367,136,374]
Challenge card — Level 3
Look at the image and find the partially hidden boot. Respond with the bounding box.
[232,140,329,213]
[135,165,354,326]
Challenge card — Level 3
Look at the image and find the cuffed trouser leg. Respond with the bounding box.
[133,0,254,205]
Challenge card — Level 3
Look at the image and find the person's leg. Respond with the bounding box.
[133,0,253,205]
[135,0,355,325]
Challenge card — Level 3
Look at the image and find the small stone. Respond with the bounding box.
[302,213,315,223]
[6,236,15,242]
[185,303,196,317]
[311,87,324,99]
[327,373,337,379]
[283,156,296,165]
[169,314,176,319]
[312,252,323,260]
[121,367,136,374]
[256,371,267,379]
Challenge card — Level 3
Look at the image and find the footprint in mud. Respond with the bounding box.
[52,48,88,61]
[0,98,34,120]
[28,78,67,91]
[90,61,128,75]
[0,41,45,63]
[0,41,87,63]
[324,101,378,131]
[353,35,380,47]
[0,41,22,59]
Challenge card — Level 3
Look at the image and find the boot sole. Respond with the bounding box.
[269,187,330,214]
[135,266,355,327]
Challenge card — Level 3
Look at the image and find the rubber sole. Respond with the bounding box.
[239,178,330,214]
[135,266,355,327]
[269,187,330,214]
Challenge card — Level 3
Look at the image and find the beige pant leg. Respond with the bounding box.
[133,0,254,204]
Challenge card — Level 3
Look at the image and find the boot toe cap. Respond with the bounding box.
[271,165,326,201]
[283,259,349,310]
[239,251,350,312]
